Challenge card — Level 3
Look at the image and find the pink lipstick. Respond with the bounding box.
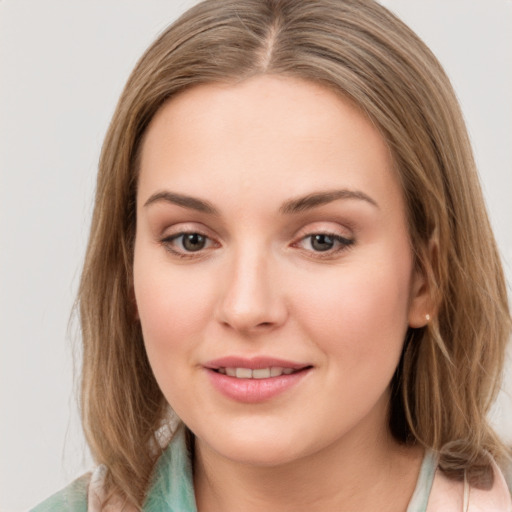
[203,356,312,403]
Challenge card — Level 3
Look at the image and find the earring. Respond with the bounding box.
[425,314,431,322]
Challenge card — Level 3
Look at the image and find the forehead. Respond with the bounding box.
[138,75,401,214]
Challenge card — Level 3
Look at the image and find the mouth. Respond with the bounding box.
[204,357,313,402]
[204,356,312,378]
[212,366,309,379]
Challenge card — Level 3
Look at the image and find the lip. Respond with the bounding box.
[203,356,312,403]
[204,356,309,371]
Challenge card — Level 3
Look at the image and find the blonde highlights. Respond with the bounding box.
[78,0,511,507]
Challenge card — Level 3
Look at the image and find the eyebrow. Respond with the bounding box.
[279,189,379,214]
[143,188,378,215]
[143,191,219,214]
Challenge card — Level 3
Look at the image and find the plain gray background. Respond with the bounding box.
[1,1,511,511]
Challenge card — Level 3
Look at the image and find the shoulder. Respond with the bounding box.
[30,426,195,512]
[29,466,129,512]
[426,459,512,512]
[30,473,91,512]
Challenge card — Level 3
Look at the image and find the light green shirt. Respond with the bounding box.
[28,430,446,512]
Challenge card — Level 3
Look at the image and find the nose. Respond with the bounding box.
[215,246,288,334]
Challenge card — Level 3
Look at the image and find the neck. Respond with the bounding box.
[193,411,423,512]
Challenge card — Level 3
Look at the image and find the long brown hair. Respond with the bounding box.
[78,0,511,508]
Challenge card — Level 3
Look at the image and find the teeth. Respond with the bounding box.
[252,368,271,379]
[218,367,298,379]
[235,368,252,379]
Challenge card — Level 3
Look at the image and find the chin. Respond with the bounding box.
[197,426,308,467]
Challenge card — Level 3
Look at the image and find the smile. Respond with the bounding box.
[204,357,312,403]
[215,367,298,379]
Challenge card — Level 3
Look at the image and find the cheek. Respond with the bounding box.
[133,256,219,413]
[133,251,214,364]
[292,257,412,365]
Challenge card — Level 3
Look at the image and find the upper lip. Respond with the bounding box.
[204,356,311,370]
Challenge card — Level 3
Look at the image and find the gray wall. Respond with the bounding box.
[1,1,510,510]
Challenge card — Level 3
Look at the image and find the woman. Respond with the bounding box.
[32,0,512,510]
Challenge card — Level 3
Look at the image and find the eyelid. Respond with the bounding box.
[158,221,217,242]
[292,221,354,240]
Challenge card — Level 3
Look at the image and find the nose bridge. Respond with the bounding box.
[217,240,286,332]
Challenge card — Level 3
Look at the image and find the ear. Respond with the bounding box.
[407,266,431,328]
[407,239,437,328]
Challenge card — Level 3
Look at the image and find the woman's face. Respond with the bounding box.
[133,75,428,466]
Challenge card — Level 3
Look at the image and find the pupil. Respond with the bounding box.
[183,233,206,251]
[311,234,334,251]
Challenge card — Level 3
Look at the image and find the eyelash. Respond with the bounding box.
[160,231,355,259]
[294,232,355,258]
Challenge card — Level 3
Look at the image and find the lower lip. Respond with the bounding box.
[206,368,311,403]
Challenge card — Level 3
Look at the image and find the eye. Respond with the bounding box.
[298,233,354,254]
[161,231,216,256]
[177,233,207,252]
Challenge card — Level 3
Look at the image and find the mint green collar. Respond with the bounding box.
[144,426,198,512]
[406,450,437,512]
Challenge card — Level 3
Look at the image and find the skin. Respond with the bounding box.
[133,75,430,512]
